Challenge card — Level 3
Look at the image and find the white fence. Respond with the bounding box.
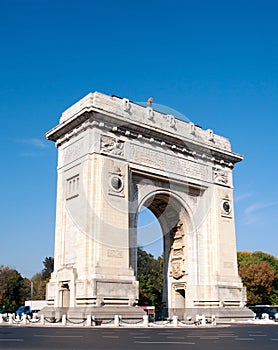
[0,313,216,327]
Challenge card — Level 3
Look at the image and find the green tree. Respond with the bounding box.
[31,257,54,299]
[31,272,47,300]
[0,265,28,310]
[0,257,54,310]
[237,251,278,304]
[137,248,163,311]
[41,257,54,281]
[20,277,32,302]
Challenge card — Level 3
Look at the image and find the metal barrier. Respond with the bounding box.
[66,316,87,325]
[120,317,144,326]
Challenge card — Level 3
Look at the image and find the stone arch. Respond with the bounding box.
[44,91,252,321]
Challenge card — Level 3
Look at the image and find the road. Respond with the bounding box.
[0,324,277,349]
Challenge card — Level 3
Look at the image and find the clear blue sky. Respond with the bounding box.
[0,0,277,278]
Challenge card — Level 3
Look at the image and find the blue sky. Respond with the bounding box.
[0,0,277,278]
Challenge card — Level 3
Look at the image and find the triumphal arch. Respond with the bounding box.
[45,92,251,321]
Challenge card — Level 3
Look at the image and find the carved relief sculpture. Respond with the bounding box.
[213,167,228,184]
[100,136,124,157]
[169,221,186,279]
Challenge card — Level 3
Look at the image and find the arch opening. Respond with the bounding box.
[137,206,164,318]
[137,206,163,256]
[135,191,190,319]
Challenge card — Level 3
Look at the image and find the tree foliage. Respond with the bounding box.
[0,257,54,309]
[31,272,47,300]
[41,257,54,281]
[238,251,278,305]
[137,248,163,311]
[31,257,54,300]
[0,265,29,310]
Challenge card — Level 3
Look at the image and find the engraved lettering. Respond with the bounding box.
[107,249,123,258]
[130,145,208,180]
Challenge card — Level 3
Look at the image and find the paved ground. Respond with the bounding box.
[0,324,278,350]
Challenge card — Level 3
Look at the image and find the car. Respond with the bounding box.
[15,306,41,318]
[248,305,278,321]
[15,305,32,316]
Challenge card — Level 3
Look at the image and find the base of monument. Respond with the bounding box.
[40,306,254,324]
[39,306,145,322]
[169,307,254,323]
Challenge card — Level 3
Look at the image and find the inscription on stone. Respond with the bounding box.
[107,249,123,258]
[224,261,233,268]
[130,145,208,181]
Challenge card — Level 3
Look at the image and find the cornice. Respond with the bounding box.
[45,92,243,168]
